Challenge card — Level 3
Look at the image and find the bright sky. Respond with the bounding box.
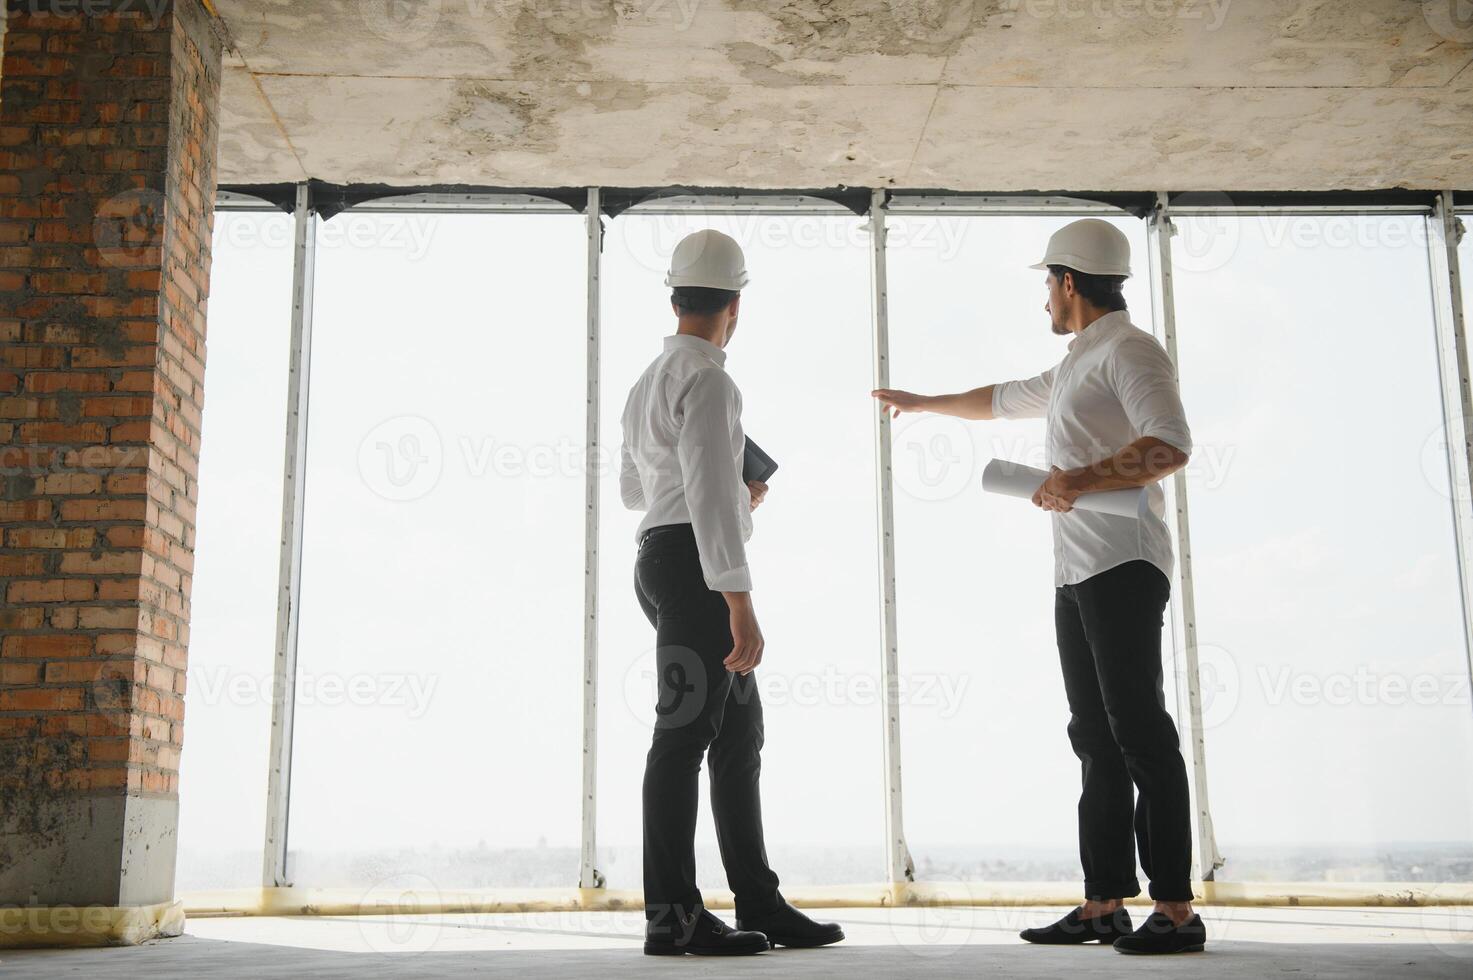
[179,205,1473,892]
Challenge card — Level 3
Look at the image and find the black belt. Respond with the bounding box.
[639,522,694,547]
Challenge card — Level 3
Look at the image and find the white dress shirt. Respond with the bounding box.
[991,310,1192,588]
[620,334,753,591]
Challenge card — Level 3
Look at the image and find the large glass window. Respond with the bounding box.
[596,209,886,890]
[1172,213,1473,881]
[186,195,1473,901]
[886,214,1159,882]
[177,211,294,892]
[287,212,587,890]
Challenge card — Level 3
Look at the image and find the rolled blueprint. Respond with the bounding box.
[981,458,1148,520]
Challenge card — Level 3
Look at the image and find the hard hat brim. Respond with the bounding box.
[665,272,750,290]
[1030,255,1131,277]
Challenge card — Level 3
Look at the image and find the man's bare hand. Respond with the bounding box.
[872,388,931,419]
[1032,466,1083,513]
[747,480,768,512]
[722,593,764,676]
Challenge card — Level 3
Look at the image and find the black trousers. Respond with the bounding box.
[1056,559,1193,902]
[635,523,781,929]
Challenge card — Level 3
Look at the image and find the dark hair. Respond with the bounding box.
[671,286,739,316]
[1047,265,1127,312]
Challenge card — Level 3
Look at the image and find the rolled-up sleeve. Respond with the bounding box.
[675,369,752,592]
[1111,335,1192,456]
[991,364,1056,420]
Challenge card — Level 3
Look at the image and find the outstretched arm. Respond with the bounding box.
[872,386,998,421]
[873,364,1056,423]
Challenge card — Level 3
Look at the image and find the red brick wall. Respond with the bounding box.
[0,0,222,866]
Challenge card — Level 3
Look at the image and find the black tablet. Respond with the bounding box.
[742,436,779,483]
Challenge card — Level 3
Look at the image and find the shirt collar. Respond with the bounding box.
[665,333,727,367]
[1066,308,1131,353]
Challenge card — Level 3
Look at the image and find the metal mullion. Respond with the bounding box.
[343,194,578,215]
[869,189,913,887]
[886,195,1136,217]
[262,182,317,889]
[1165,205,1430,217]
[621,194,852,215]
[1145,192,1224,886]
[1427,192,1473,720]
[214,190,285,212]
[578,188,604,891]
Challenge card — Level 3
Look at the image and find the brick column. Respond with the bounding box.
[0,0,223,939]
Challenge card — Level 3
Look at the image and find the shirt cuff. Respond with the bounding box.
[990,381,1014,419]
[705,564,753,592]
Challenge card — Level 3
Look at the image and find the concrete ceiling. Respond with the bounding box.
[212,0,1473,191]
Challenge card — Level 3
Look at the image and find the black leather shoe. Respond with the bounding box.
[1020,906,1133,945]
[1113,911,1206,954]
[644,907,769,956]
[737,899,845,948]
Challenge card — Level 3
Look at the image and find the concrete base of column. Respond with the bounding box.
[0,794,179,909]
[0,899,184,949]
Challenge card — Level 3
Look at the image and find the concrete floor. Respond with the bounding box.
[6,905,1473,978]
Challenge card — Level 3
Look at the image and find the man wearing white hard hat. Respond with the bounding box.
[874,218,1205,955]
[620,229,845,957]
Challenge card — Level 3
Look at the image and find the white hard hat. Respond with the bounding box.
[1030,218,1132,277]
[665,229,750,291]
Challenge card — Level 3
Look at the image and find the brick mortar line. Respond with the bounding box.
[0,651,180,660]
[0,759,188,774]
[0,596,195,610]
[0,609,195,623]
[0,590,173,600]
[0,699,185,711]
[1,447,202,477]
[0,547,197,564]
[1,708,184,720]
[0,526,198,548]
[0,678,185,690]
